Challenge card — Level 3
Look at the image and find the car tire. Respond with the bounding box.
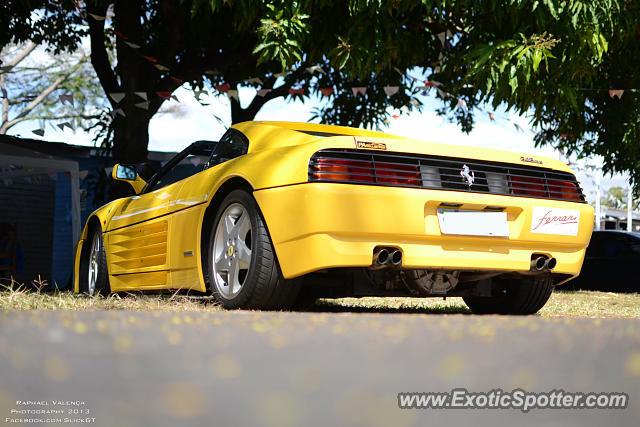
[463,275,553,315]
[80,226,110,296]
[207,189,300,309]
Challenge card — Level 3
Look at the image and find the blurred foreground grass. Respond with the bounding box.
[0,281,638,318]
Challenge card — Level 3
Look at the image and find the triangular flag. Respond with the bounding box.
[609,89,624,99]
[227,90,239,100]
[57,123,66,131]
[194,90,208,100]
[288,88,304,96]
[79,170,89,180]
[170,95,179,102]
[142,55,158,63]
[513,122,523,132]
[32,128,44,137]
[112,30,127,40]
[257,89,272,97]
[154,64,170,72]
[134,91,147,100]
[156,91,172,99]
[488,112,495,121]
[456,98,468,112]
[124,41,140,49]
[246,77,263,85]
[109,92,125,103]
[109,108,126,118]
[391,114,400,119]
[88,13,106,21]
[170,76,183,84]
[58,94,74,107]
[215,83,230,93]
[351,86,367,96]
[305,65,325,74]
[134,101,150,109]
[383,86,399,96]
[437,32,446,46]
[319,88,334,97]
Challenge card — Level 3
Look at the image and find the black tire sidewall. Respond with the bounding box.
[208,190,263,308]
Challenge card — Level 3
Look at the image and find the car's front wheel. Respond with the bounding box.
[80,226,110,296]
[207,189,300,309]
[463,275,553,315]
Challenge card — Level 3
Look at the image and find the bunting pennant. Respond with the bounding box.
[391,114,400,119]
[257,88,272,97]
[112,30,128,40]
[134,101,150,109]
[288,88,304,96]
[156,91,172,99]
[124,41,141,49]
[246,77,263,85]
[170,76,183,84]
[109,108,126,118]
[437,32,446,46]
[154,64,170,72]
[134,91,147,100]
[215,83,230,93]
[58,94,74,107]
[79,170,89,180]
[488,112,495,121]
[609,89,624,99]
[142,55,158,63]
[109,92,125,103]
[32,128,45,137]
[171,95,179,102]
[319,88,334,97]
[305,65,325,74]
[88,13,106,21]
[194,90,208,100]
[351,86,367,96]
[383,86,399,96]
[513,123,523,132]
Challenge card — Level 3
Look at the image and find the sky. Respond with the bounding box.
[10,78,633,206]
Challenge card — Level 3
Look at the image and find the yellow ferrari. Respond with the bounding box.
[73,121,593,314]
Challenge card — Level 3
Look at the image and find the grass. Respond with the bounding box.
[0,280,639,318]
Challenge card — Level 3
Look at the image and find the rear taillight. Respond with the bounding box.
[311,158,374,183]
[547,179,582,201]
[511,175,546,197]
[375,162,421,186]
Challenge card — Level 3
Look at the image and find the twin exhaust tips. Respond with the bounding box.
[373,247,403,268]
[531,255,557,272]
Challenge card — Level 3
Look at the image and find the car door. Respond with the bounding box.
[106,146,212,286]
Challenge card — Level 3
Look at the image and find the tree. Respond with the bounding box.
[0,42,104,134]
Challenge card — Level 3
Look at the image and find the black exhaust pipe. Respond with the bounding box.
[545,257,557,270]
[390,250,403,267]
[531,256,546,271]
[373,248,390,266]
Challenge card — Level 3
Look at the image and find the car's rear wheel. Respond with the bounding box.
[463,275,553,315]
[80,226,110,296]
[207,189,300,309]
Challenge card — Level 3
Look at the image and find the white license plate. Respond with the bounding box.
[436,209,509,237]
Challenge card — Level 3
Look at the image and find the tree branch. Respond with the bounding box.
[7,42,37,68]
[0,59,84,133]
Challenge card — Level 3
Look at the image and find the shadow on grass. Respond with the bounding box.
[300,299,473,315]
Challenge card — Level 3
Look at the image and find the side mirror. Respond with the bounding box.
[112,164,147,194]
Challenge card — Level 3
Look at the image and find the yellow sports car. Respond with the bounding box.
[74,121,593,314]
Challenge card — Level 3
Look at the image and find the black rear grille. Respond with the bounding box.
[308,149,586,203]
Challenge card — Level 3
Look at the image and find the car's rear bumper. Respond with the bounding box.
[254,183,594,280]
